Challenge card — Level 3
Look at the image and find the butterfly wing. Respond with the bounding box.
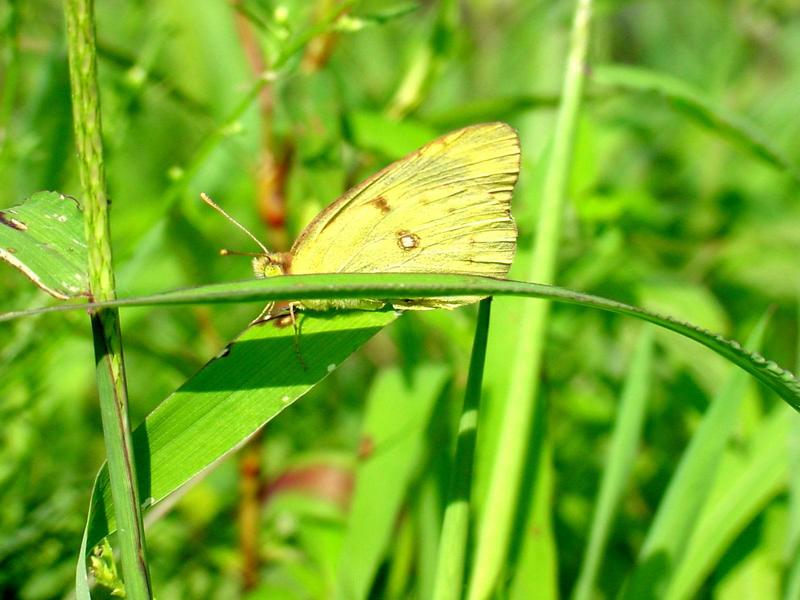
[290,122,520,310]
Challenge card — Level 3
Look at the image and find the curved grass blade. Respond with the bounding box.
[592,64,800,183]
[62,280,799,593]
[3,272,800,412]
[0,191,88,299]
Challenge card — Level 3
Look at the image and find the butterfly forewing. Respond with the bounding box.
[290,122,520,309]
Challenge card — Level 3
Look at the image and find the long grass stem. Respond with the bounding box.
[432,298,493,600]
[64,0,152,596]
[467,1,594,598]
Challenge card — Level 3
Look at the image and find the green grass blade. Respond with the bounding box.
[788,563,800,600]
[788,550,800,600]
[432,298,492,600]
[467,1,592,595]
[787,510,800,596]
[665,406,792,600]
[508,436,556,600]
[623,315,770,598]
[83,310,395,549]
[784,299,800,600]
[413,476,443,600]
[572,327,655,600]
[592,63,800,183]
[4,272,800,412]
[336,364,449,600]
[75,471,101,600]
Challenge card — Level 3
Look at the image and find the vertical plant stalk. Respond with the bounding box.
[432,299,493,600]
[467,1,593,598]
[572,328,654,600]
[238,431,263,591]
[64,0,152,597]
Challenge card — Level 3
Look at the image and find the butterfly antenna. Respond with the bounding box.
[200,193,270,255]
[219,249,265,257]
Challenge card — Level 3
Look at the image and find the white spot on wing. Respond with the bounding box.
[396,230,420,251]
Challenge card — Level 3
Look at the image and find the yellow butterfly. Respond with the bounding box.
[203,122,520,313]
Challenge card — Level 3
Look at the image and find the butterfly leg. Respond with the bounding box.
[250,302,276,326]
[289,303,308,371]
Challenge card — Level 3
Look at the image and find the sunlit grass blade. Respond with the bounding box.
[665,405,792,599]
[623,315,770,598]
[385,512,416,597]
[432,298,492,600]
[786,299,800,600]
[337,364,449,600]
[467,1,592,596]
[572,327,655,600]
[411,476,443,599]
[507,431,555,600]
[77,310,396,592]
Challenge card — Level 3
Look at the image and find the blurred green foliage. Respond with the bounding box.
[1,0,800,598]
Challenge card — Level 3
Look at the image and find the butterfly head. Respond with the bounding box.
[252,253,290,279]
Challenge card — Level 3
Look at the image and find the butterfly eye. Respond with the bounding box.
[251,256,283,279]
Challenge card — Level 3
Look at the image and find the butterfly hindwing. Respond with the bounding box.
[290,122,520,310]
